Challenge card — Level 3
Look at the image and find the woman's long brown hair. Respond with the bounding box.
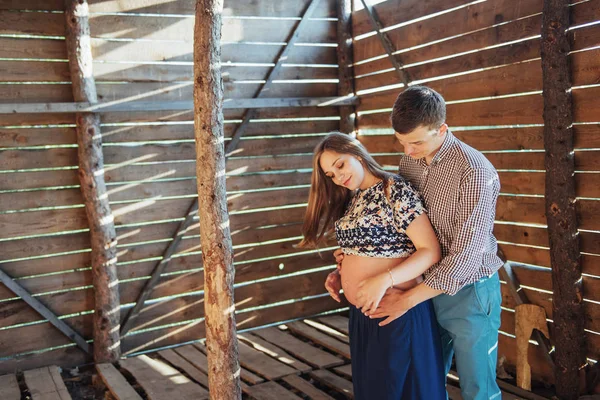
[299,132,392,248]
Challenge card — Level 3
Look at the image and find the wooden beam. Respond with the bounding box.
[0,267,91,355]
[194,0,241,398]
[336,0,356,134]
[358,0,411,85]
[541,0,585,397]
[64,0,121,363]
[0,97,359,114]
[226,0,323,155]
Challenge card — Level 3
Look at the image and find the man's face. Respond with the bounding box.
[394,123,447,162]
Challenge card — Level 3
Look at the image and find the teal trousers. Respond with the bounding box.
[432,273,503,400]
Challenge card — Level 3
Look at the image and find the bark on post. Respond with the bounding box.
[193,1,241,399]
[65,0,121,363]
[337,0,356,134]
[540,1,585,398]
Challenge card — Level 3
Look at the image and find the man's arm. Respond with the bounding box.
[424,167,500,295]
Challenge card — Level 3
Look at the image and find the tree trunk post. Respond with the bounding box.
[540,1,585,398]
[64,0,121,363]
[337,0,356,134]
[193,1,241,399]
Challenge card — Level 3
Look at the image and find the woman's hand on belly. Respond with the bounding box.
[354,271,391,315]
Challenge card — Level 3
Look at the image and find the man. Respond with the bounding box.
[326,85,503,400]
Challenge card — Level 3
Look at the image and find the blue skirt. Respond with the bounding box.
[349,300,446,400]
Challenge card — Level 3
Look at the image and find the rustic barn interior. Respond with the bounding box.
[0,0,598,399]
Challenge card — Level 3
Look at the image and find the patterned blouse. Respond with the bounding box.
[335,175,425,258]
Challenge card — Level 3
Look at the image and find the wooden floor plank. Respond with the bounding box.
[177,344,264,385]
[303,319,350,344]
[158,349,209,388]
[333,364,352,379]
[238,340,298,380]
[316,315,349,336]
[120,355,208,400]
[286,322,351,358]
[96,364,142,400]
[309,369,354,399]
[246,381,303,400]
[24,366,72,400]
[252,327,344,368]
[0,374,21,400]
[282,374,336,400]
[240,333,312,373]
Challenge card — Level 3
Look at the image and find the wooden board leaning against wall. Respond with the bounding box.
[350,0,600,384]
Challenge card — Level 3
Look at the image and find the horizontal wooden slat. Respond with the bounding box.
[0,84,73,103]
[93,62,338,83]
[88,0,336,17]
[0,61,71,82]
[92,40,338,65]
[88,15,335,42]
[0,10,65,36]
[0,0,63,11]
[0,38,67,60]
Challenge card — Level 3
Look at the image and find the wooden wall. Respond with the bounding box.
[0,0,346,373]
[352,0,600,384]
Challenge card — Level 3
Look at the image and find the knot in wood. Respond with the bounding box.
[550,202,560,215]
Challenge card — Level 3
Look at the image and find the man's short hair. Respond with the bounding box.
[390,86,446,134]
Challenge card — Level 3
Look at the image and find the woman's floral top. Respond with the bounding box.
[335,175,425,258]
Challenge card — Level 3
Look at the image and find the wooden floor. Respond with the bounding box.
[0,315,544,400]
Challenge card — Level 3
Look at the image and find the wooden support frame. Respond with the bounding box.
[194,0,241,397]
[0,267,91,355]
[0,97,359,114]
[119,0,323,338]
[540,0,585,397]
[64,0,121,363]
[336,0,356,134]
[358,0,411,85]
[497,249,555,368]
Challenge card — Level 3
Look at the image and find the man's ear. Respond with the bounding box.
[438,123,448,136]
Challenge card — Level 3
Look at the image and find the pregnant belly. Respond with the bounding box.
[340,254,420,306]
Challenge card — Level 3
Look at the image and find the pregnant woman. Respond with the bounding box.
[300,132,446,400]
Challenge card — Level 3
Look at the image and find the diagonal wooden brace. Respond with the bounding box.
[0,267,91,355]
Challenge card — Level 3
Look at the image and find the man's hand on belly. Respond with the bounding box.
[369,287,412,326]
[371,283,443,326]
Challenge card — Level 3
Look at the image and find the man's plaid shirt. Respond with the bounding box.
[399,131,503,295]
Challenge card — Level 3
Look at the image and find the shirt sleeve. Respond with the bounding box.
[423,168,500,295]
[390,177,426,232]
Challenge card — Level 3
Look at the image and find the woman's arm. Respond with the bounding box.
[388,213,441,284]
[354,214,441,314]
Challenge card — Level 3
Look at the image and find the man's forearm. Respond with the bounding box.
[406,282,444,308]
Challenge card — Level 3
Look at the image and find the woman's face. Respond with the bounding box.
[319,150,369,190]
